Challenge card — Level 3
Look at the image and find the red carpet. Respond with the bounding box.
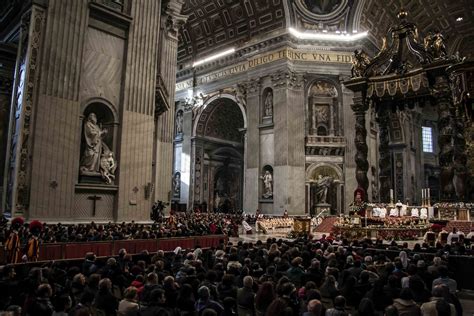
[445,220,473,234]
[314,216,339,233]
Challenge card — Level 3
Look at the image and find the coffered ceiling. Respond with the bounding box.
[359,0,474,58]
[177,0,287,64]
[178,0,474,64]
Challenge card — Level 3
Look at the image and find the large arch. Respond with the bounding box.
[192,93,247,137]
[190,96,246,212]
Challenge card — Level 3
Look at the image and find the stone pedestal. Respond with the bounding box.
[259,199,273,214]
[314,203,331,216]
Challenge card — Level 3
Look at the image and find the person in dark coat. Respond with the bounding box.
[236,276,255,316]
[94,278,118,316]
[28,284,54,316]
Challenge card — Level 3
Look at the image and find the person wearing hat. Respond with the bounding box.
[5,217,24,264]
[26,220,42,262]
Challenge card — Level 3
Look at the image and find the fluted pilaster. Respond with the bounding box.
[153,0,187,210]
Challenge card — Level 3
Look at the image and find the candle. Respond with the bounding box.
[427,188,430,199]
[390,189,394,200]
[421,189,424,200]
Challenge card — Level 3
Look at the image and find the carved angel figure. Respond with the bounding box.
[424,31,447,59]
[100,151,117,184]
[351,49,371,77]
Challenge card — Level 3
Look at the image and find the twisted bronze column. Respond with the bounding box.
[351,93,369,197]
[377,108,391,203]
[434,76,455,200]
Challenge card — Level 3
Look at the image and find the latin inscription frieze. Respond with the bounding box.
[176,47,353,91]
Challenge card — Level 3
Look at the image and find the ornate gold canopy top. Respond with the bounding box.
[349,8,462,83]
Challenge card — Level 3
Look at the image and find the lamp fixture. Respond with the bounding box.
[192,48,236,67]
[288,27,368,41]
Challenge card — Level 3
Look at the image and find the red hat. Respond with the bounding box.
[11,217,25,228]
[354,187,365,200]
[29,220,43,232]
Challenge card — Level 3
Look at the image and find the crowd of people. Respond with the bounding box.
[0,213,241,246]
[0,234,469,316]
[0,213,242,264]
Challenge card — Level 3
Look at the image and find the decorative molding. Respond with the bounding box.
[244,77,262,94]
[7,7,45,213]
[270,70,304,89]
[162,0,187,41]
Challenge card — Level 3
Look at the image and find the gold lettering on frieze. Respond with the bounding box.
[176,48,353,91]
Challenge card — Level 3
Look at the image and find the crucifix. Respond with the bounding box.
[87,195,102,217]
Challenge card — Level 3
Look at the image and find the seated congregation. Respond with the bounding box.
[0,235,468,316]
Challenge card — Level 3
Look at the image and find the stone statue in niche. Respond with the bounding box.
[176,111,183,134]
[264,90,273,117]
[80,112,117,184]
[315,175,333,204]
[260,170,273,199]
[173,172,181,197]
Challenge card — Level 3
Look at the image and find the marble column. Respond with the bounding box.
[377,107,391,203]
[434,76,456,200]
[451,90,467,201]
[351,92,369,198]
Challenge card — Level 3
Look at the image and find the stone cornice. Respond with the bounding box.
[161,0,187,40]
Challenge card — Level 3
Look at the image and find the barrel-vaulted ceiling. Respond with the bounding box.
[178,0,474,65]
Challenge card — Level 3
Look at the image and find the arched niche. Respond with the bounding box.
[175,109,184,137]
[307,80,339,136]
[262,87,273,123]
[79,100,118,183]
[305,163,344,215]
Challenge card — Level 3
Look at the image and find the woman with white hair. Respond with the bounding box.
[399,251,409,269]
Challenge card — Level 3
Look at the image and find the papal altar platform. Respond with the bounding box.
[334,215,431,240]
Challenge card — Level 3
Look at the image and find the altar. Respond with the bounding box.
[334,215,430,240]
[293,218,311,234]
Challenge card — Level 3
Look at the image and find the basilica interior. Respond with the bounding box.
[0,0,473,222]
